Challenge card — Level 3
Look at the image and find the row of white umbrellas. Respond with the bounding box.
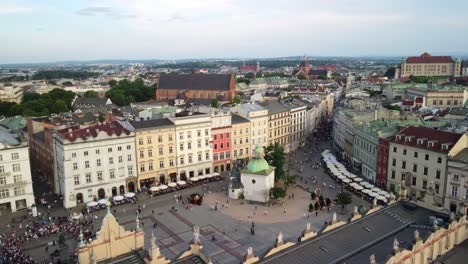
[86,192,136,207]
[322,150,391,204]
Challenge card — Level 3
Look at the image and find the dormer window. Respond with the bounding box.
[396,134,403,140]
[441,144,449,150]
[428,141,435,148]
[405,136,414,142]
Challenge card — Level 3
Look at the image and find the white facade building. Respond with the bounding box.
[53,121,137,208]
[0,127,34,214]
[0,84,23,103]
[240,147,275,203]
[169,111,213,180]
[232,103,269,155]
[284,102,307,151]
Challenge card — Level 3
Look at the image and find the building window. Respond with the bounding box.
[188,142,192,150]
[11,153,19,160]
[84,151,88,156]
[198,154,202,162]
[147,137,152,144]
[197,130,201,137]
[169,135,173,141]
[169,146,173,154]
[158,135,163,143]
[13,175,21,183]
[403,149,407,155]
[221,143,224,149]
[206,152,210,160]
[179,132,184,140]
[214,144,218,150]
[159,160,164,169]
[14,187,25,196]
[392,159,396,166]
[453,174,459,180]
[422,180,427,189]
[187,132,192,139]
[214,154,218,161]
[74,175,80,185]
[0,189,9,198]
[169,159,174,167]
[127,154,132,161]
[226,133,230,138]
[251,179,256,184]
[128,166,133,176]
[411,177,416,186]
[85,161,90,168]
[436,170,441,179]
[435,184,440,194]
[108,147,113,153]
[97,172,103,181]
[234,150,237,157]
[127,145,131,150]
[73,163,78,170]
[12,163,20,172]
[139,138,144,145]
[140,164,145,172]
[110,170,115,179]
[205,129,209,136]
[97,159,101,166]
[205,139,209,147]
[148,149,153,157]
[393,147,397,153]
[180,144,184,151]
[118,146,122,151]
[0,177,6,185]
[109,157,114,164]
[401,161,406,169]
[425,154,429,160]
[86,173,92,183]
[214,135,217,140]
[180,157,184,165]
[451,186,458,197]
[72,153,76,158]
[414,152,418,158]
[118,156,123,163]
[188,156,193,163]
[198,140,202,148]
[220,134,224,140]
[149,162,154,170]
[140,150,144,158]
[412,164,417,172]
[423,167,428,176]
[437,157,442,163]
[158,147,163,155]
[226,151,231,159]
[220,152,225,160]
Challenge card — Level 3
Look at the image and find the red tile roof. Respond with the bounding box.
[402,100,414,106]
[58,121,131,142]
[415,97,423,103]
[389,126,462,154]
[406,52,454,64]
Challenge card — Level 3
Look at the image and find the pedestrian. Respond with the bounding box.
[264,210,267,216]
[283,208,287,214]
[152,209,154,215]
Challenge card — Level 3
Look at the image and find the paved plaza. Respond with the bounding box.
[1,135,371,264]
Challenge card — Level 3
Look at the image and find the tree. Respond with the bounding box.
[314,202,320,211]
[244,72,255,79]
[108,79,117,87]
[105,78,155,106]
[50,100,68,113]
[83,90,98,98]
[264,143,286,181]
[98,114,105,123]
[232,95,241,104]
[210,99,218,108]
[309,203,314,212]
[384,67,396,79]
[62,81,73,86]
[270,187,286,199]
[336,192,352,209]
[310,192,317,200]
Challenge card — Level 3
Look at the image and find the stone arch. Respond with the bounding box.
[97,188,105,199]
[119,185,125,194]
[76,193,84,204]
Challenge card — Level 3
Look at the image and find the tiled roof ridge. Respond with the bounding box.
[58,121,130,142]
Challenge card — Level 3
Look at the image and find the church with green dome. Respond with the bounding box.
[237,146,276,203]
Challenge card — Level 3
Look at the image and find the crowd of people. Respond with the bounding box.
[0,216,95,264]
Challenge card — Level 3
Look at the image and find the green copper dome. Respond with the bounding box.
[246,146,270,173]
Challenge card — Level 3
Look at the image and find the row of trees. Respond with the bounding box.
[0,89,76,117]
[105,78,156,106]
[32,70,99,80]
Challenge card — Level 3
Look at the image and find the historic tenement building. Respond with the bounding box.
[156,74,236,101]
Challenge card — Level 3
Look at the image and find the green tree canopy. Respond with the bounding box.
[232,96,241,104]
[32,70,99,80]
[336,192,352,209]
[108,79,117,87]
[51,100,69,113]
[210,99,218,108]
[105,78,155,106]
[83,90,98,98]
[384,67,396,79]
[264,143,286,181]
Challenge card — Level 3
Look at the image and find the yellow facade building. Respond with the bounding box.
[231,114,252,164]
[130,119,177,188]
[261,101,291,152]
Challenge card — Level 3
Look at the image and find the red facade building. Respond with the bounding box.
[212,128,232,172]
[376,138,390,188]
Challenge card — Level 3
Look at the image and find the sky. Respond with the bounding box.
[1,0,468,63]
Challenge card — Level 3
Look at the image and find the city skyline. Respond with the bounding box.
[2,0,468,63]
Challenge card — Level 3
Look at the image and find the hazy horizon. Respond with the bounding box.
[2,0,468,64]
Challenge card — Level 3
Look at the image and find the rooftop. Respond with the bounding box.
[261,202,448,264]
[260,101,289,115]
[231,114,250,125]
[451,148,468,163]
[389,126,463,154]
[129,118,174,130]
[0,125,22,146]
[57,121,131,142]
[405,52,454,64]
[158,74,233,91]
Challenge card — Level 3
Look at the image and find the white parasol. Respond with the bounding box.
[353,177,363,182]
[98,199,108,205]
[159,185,168,190]
[113,195,124,201]
[190,177,200,182]
[124,192,135,198]
[150,186,160,192]
[168,182,177,188]
[177,181,186,185]
[86,201,98,207]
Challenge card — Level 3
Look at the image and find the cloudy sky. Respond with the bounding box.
[1,0,468,63]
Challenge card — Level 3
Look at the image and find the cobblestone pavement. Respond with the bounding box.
[1,134,371,264]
